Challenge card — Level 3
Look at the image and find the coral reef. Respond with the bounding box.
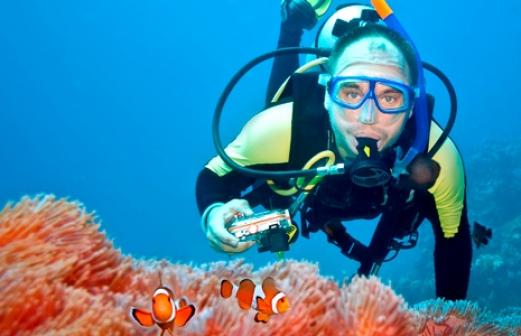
[414,300,514,336]
[0,195,519,335]
[466,138,521,226]
[469,214,521,310]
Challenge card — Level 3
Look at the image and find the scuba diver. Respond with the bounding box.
[196,1,472,301]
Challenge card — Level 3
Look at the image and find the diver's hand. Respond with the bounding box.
[205,199,255,253]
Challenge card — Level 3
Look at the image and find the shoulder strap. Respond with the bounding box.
[288,72,331,169]
[242,72,331,207]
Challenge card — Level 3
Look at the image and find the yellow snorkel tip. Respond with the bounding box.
[370,0,393,20]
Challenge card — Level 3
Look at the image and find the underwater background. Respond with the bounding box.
[1,0,520,316]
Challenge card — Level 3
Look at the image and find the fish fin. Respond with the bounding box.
[176,296,188,309]
[220,279,234,298]
[129,307,154,327]
[254,312,270,323]
[255,296,270,312]
[237,279,255,310]
[261,277,278,297]
[174,304,196,327]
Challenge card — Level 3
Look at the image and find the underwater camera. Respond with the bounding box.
[227,209,296,253]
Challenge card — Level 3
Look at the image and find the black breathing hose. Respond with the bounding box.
[212,47,457,178]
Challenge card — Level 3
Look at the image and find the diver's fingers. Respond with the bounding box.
[209,239,255,254]
[205,199,255,252]
[232,241,255,253]
[206,209,240,249]
[226,199,253,213]
[222,199,254,222]
[206,219,239,249]
[211,221,241,248]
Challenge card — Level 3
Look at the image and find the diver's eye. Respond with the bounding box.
[378,93,404,108]
[382,95,396,104]
[339,89,363,103]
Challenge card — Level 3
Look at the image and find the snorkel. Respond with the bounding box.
[371,0,429,177]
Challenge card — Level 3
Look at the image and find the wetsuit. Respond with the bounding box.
[196,74,472,300]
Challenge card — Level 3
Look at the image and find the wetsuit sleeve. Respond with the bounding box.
[428,122,465,238]
[433,199,472,300]
[425,122,472,299]
[196,103,294,214]
[419,190,472,300]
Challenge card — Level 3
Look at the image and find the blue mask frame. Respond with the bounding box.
[327,75,416,114]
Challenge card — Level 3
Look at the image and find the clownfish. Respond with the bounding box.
[220,277,290,323]
[130,273,195,336]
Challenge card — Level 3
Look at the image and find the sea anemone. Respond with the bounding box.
[0,195,518,335]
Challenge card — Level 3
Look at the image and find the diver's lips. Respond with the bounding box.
[353,134,381,142]
[351,128,381,140]
[352,134,384,151]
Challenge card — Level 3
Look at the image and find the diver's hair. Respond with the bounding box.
[327,24,418,86]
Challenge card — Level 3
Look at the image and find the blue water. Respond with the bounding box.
[1,0,520,306]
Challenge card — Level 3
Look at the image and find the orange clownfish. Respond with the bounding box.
[130,274,196,336]
[220,277,290,323]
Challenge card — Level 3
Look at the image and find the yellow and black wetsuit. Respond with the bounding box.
[196,73,472,300]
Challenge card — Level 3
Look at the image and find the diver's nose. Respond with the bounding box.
[358,98,376,124]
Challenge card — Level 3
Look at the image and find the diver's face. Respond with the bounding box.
[326,37,413,160]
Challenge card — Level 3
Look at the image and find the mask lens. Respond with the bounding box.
[332,79,369,109]
[375,81,409,112]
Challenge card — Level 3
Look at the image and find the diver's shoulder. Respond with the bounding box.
[240,102,293,148]
[249,102,294,127]
[428,121,460,157]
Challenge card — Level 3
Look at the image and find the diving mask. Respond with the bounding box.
[327,75,415,113]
